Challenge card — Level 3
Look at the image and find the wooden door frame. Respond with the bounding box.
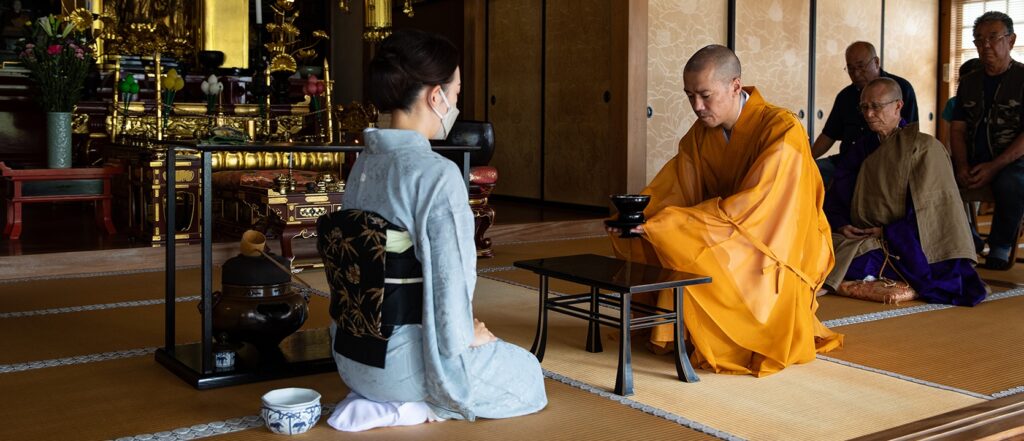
[611,0,648,194]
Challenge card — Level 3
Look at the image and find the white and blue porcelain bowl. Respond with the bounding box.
[260,388,322,435]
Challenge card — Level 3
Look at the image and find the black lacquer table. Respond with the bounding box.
[514,254,711,396]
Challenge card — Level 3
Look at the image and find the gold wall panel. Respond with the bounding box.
[735,0,810,133]
[487,0,543,199]
[543,0,612,207]
[646,0,728,183]
[202,0,249,69]
[884,0,938,135]
[813,0,883,153]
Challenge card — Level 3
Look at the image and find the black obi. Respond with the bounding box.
[317,209,424,369]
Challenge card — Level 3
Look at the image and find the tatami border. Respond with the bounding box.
[0,296,201,319]
[821,287,1024,329]
[816,355,993,400]
[541,369,744,441]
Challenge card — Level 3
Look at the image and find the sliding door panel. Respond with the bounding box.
[487,0,543,199]
[646,0,728,182]
[813,0,883,155]
[735,0,812,135]
[543,0,612,206]
[884,0,939,135]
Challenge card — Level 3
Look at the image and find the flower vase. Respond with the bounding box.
[46,112,73,168]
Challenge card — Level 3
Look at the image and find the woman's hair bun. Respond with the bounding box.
[368,29,459,112]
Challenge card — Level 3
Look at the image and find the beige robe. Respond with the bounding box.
[826,123,976,289]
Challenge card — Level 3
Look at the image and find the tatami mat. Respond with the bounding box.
[0,268,215,313]
[473,278,983,440]
[823,294,1024,396]
[206,379,717,441]
[0,356,348,441]
[0,296,333,365]
[3,235,1023,440]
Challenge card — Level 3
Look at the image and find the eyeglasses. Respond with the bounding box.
[973,33,1011,47]
[844,57,878,73]
[858,98,899,114]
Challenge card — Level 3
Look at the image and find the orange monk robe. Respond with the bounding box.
[611,87,843,377]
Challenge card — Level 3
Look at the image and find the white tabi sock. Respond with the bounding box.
[327,391,440,432]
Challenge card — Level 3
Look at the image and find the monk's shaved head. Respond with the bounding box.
[864,77,902,101]
[860,77,903,137]
[684,44,742,83]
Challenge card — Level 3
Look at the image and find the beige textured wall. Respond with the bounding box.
[813,0,883,151]
[884,0,939,135]
[646,0,728,182]
[735,0,811,132]
[487,0,543,199]
[544,0,612,206]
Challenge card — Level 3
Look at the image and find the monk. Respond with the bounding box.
[608,45,842,377]
[823,78,987,306]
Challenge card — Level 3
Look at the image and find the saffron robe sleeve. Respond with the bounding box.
[611,89,843,377]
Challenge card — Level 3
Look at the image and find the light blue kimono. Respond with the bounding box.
[332,128,547,421]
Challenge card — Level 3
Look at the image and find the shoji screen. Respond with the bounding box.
[884,0,940,135]
[646,0,729,182]
[735,0,812,135]
[813,0,883,153]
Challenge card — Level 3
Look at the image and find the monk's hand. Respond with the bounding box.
[839,225,871,240]
[863,227,883,238]
[471,318,497,348]
[966,161,1001,189]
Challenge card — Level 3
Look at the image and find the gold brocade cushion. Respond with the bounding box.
[836,279,917,305]
[211,170,321,190]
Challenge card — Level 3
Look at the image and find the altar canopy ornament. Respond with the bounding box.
[18,12,95,112]
[337,0,415,43]
[96,0,193,59]
[265,0,329,74]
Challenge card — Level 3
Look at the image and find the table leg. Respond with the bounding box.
[8,201,22,240]
[3,198,12,236]
[615,293,634,396]
[278,223,299,262]
[530,275,549,361]
[673,287,700,383]
[586,286,603,353]
[96,198,116,235]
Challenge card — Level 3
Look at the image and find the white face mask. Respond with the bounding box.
[429,86,459,140]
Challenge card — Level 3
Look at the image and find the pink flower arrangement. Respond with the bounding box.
[18,15,95,112]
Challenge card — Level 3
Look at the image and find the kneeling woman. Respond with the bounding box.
[317,29,547,425]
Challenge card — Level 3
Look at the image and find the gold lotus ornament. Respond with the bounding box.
[264,0,329,74]
[66,8,93,33]
[269,53,297,74]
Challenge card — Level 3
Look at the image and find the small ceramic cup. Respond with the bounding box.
[214,350,235,370]
[261,388,322,435]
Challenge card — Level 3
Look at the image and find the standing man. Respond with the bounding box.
[812,41,918,185]
[950,11,1024,270]
[607,45,843,378]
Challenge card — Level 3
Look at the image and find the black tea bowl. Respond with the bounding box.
[606,194,651,238]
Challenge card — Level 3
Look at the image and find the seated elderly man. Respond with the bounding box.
[823,77,987,306]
